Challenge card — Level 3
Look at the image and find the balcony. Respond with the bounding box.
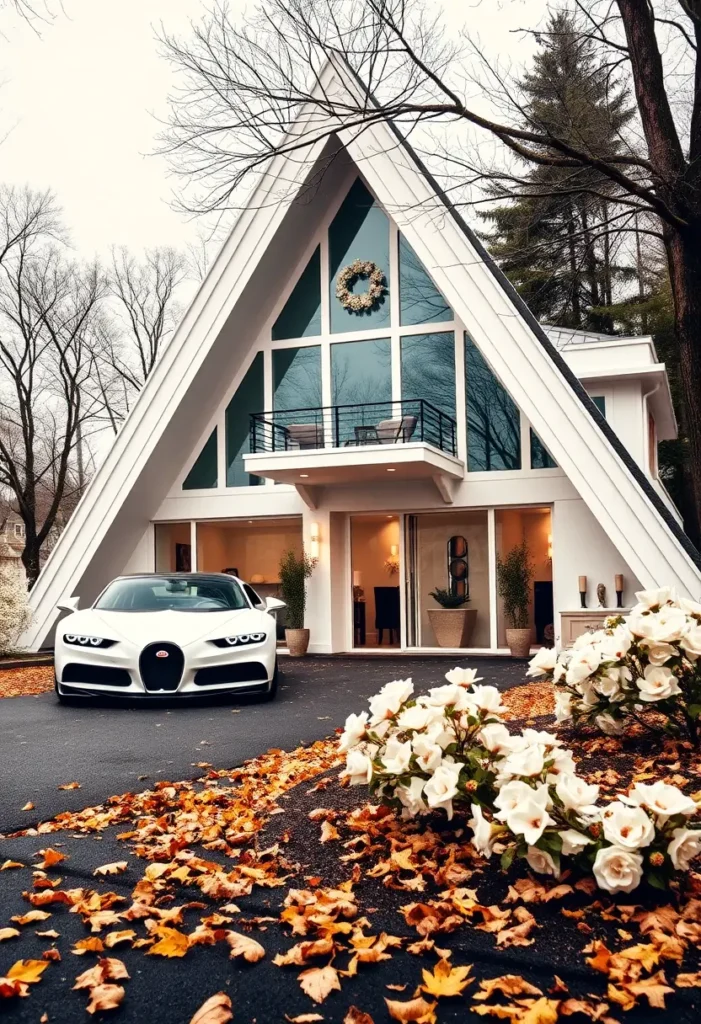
[243,400,464,507]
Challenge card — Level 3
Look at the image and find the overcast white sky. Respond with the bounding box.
[0,0,546,261]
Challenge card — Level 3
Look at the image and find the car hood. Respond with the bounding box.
[61,608,269,648]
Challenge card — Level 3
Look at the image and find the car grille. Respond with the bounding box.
[194,662,268,686]
[139,643,185,692]
[62,663,132,687]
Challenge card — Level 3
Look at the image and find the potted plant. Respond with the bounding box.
[497,542,534,658]
[427,588,477,648]
[278,549,316,657]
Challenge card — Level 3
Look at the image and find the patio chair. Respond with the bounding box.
[286,423,324,449]
[376,415,418,444]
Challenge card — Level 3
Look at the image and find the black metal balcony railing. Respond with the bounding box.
[249,400,457,457]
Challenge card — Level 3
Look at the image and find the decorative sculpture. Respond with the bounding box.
[597,583,606,609]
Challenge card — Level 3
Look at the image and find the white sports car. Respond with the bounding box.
[54,573,284,703]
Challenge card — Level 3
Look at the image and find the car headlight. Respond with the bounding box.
[209,633,267,649]
[63,634,117,649]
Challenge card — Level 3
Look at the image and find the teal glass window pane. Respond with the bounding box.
[465,334,521,471]
[273,346,322,411]
[329,178,390,333]
[225,352,264,487]
[399,234,452,325]
[331,337,391,445]
[272,247,321,340]
[401,332,456,418]
[530,429,557,469]
[183,428,217,489]
[591,395,606,417]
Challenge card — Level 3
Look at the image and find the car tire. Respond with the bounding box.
[262,659,279,702]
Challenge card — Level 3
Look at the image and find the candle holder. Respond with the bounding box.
[578,575,587,609]
[615,573,624,608]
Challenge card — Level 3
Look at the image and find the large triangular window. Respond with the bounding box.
[225,352,264,487]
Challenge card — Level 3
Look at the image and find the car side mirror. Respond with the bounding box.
[265,597,286,612]
[57,595,80,614]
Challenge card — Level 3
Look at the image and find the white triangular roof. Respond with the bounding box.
[25,60,701,646]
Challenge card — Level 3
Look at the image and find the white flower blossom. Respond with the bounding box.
[338,712,369,752]
[499,744,546,779]
[560,829,594,856]
[423,761,463,820]
[396,704,437,732]
[368,678,414,723]
[555,690,574,724]
[495,780,549,818]
[527,647,558,677]
[642,641,678,666]
[412,734,443,773]
[478,723,514,756]
[634,587,675,611]
[424,683,469,709]
[465,685,505,716]
[623,782,697,823]
[381,737,413,775]
[602,801,655,850]
[444,666,483,687]
[565,648,602,686]
[396,777,427,819]
[667,827,701,870]
[526,846,559,877]
[343,749,374,786]
[636,665,681,702]
[556,774,600,813]
[469,803,495,858]
[504,796,554,846]
[593,846,644,894]
[681,624,701,660]
[595,713,625,736]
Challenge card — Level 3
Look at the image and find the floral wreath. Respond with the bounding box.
[336,259,386,312]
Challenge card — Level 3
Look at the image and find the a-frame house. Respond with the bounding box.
[25,60,701,654]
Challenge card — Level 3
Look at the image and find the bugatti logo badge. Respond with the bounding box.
[155,650,169,659]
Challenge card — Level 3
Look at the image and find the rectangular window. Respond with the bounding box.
[329,179,390,333]
[273,346,322,412]
[591,395,606,417]
[331,337,391,446]
[465,334,521,471]
[226,352,264,487]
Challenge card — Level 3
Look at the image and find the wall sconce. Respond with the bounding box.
[390,544,398,558]
[547,534,553,561]
[310,521,320,561]
[385,543,400,577]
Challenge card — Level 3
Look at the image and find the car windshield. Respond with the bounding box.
[94,576,248,613]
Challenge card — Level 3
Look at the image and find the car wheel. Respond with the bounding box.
[262,659,279,702]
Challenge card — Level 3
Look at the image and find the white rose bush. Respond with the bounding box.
[339,666,701,894]
[528,586,701,745]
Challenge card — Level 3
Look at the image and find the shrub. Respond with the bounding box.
[278,549,316,630]
[0,563,31,656]
[528,586,701,746]
[496,542,533,628]
[429,587,470,609]
[339,667,701,892]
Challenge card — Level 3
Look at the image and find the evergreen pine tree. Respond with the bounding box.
[481,13,635,331]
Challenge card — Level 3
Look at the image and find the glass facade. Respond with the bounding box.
[530,430,557,469]
[399,234,452,326]
[401,332,456,421]
[329,178,390,333]
[225,352,264,487]
[591,395,606,417]
[465,334,521,471]
[331,337,391,446]
[272,247,322,340]
[183,429,218,490]
[273,346,322,412]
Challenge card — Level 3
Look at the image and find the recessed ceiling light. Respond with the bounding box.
[300,473,309,478]
[387,468,396,472]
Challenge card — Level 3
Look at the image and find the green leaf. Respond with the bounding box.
[646,871,668,891]
[687,704,701,720]
[500,846,516,871]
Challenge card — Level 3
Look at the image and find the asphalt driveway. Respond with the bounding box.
[0,655,528,834]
